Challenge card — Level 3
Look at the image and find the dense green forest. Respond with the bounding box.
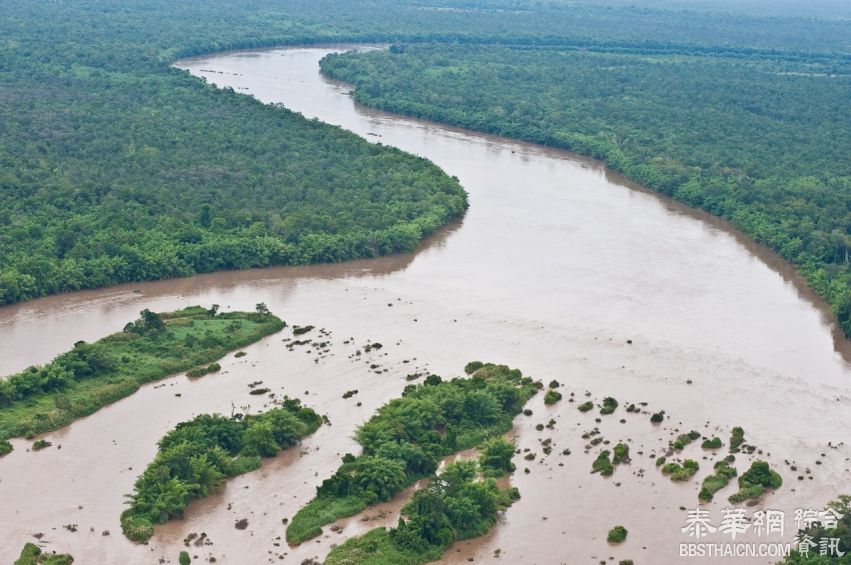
[324,458,520,565]
[286,363,537,544]
[0,305,283,440]
[320,43,851,334]
[3,0,851,305]
[121,398,321,541]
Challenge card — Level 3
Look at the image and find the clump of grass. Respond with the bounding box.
[293,325,315,336]
[578,401,593,412]
[607,525,628,544]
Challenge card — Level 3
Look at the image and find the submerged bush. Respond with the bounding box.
[578,401,594,412]
[728,460,781,503]
[600,397,618,415]
[701,437,723,450]
[0,439,12,457]
[699,460,737,502]
[544,390,562,405]
[14,543,73,565]
[607,525,628,543]
[592,451,615,476]
[729,427,745,452]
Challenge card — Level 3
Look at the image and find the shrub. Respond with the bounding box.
[479,437,517,477]
[650,410,665,423]
[578,401,593,412]
[600,397,618,415]
[729,427,745,452]
[32,439,52,451]
[592,451,614,476]
[698,460,737,502]
[0,439,12,457]
[544,390,562,405]
[179,551,191,565]
[464,361,484,374]
[608,525,628,543]
[612,442,630,464]
[701,437,723,449]
[728,460,781,503]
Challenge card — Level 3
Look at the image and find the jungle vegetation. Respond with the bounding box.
[14,544,73,565]
[121,397,321,541]
[781,495,851,564]
[3,0,851,315]
[320,40,851,335]
[324,459,520,565]
[0,306,284,440]
[285,363,537,544]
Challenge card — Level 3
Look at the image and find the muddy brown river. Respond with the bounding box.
[1,46,849,565]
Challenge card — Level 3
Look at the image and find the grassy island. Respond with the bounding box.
[285,363,537,544]
[122,397,321,541]
[0,305,284,440]
[14,543,73,565]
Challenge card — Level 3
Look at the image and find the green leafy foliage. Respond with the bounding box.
[578,401,594,413]
[0,307,284,440]
[600,397,618,415]
[698,460,738,502]
[121,398,321,541]
[286,363,537,544]
[0,439,12,457]
[607,525,628,544]
[478,437,516,477]
[781,495,851,564]
[321,41,851,336]
[701,437,723,450]
[728,460,782,503]
[543,390,562,405]
[14,543,73,565]
[325,460,519,565]
[662,459,700,482]
[730,427,746,452]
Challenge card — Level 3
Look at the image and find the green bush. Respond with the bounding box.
[0,439,12,457]
[600,397,618,415]
[592,451,615,476]
[14,543,73,565]
[578,401,594,412]
[479,437,517,477]
[607,525,628,544]
[729,427,745,452]
[728,460,781,503]
[701,437,723,449]
[544,390,562,405]
[179,551,190,565]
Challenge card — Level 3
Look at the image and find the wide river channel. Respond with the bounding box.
[1,46,849,564]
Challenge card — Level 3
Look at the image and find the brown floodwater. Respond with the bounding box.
[1,45,849,565]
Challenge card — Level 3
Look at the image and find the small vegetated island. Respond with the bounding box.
[14,543,73,565]
[121,397,321,541]
[286,363,538,563]
[0,305,284,442]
